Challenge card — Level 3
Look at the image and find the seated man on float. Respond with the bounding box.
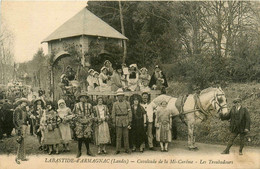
[65,65,76,81]
[60,74,73,94]
[149,65,168,94]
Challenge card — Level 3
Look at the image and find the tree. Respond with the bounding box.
[0,18,14,84]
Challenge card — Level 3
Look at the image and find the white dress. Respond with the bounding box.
[127,72,139,91]
[94,105,111,145]
[87,75,95,92]
[99,73,111,92]
[57,107,73,144]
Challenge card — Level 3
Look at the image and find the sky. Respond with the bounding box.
[1,1,88,63]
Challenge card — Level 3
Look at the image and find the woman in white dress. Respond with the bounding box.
[127,64,139,91]
[139,67,151,92]
[99,67,111,92]
[93,97,111,154]
[93,71,100,92]
[87,69,95,92]
[57,99,73,152]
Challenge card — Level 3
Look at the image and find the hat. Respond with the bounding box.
[96,96,104,101]
[33,98,46,107]
[93,71,99,75]
[129,64,137,68]
[155,65,160,69]
[61,74,66,79]
[140,67,148,72]
[88,69,94,74]
[77,91,89,100]
[101,67,108,72]
[130,94,142,104]
[116,88,125,96]
[15,98,30,105]
[58,99,66,105]
[104,60,111,65]
[233,97,242,103]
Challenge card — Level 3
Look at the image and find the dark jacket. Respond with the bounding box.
[13,106,29,129]
[149,71,168,89]
[221,106,251,133]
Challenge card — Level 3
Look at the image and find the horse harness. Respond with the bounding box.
[177,93,227,123]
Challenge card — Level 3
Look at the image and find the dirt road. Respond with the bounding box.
[0,134,259,169]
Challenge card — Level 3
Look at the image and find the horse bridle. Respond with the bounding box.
[194,91,227,121]
[212,93,228,114]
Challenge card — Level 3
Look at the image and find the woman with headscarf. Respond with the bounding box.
[99,67,111,92]
[87,69,95,92]
[93,97,111,154]
[104,60,114,76]
[129,94,147,152]
[127,64,139,91]
[155,100,173,152]
[93,71,100,92]
[57,99,73,152]
[41,102,62,155]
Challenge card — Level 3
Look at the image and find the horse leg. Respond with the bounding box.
[192,123,198,150]
[187,119,198,151]
[187,123,195,150]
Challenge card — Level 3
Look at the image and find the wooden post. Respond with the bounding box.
[119,1,127,63]
[51,66,55,101]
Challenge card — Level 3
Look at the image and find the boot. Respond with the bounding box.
[221,149,229,154]
[87,150,95,156]
[76,151,82,158]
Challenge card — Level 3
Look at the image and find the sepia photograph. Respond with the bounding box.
[0,0,259,169]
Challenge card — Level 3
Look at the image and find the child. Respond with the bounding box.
[155,100,172,152]
[41,104,62,155]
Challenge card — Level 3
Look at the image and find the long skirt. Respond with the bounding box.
[59,123,72,144]
[43,127,62,145]
[131,119,146,148]
[17,125,27,160]
[95,122,111,145]
[156,122,172,143]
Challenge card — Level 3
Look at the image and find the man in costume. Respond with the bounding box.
[73,91,94,158]
[13,98,30,164]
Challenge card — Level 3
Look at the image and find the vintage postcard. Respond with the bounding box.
[0,0,259,169]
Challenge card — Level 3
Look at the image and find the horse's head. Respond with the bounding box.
[212,87,228,116]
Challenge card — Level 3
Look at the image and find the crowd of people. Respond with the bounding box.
[0,60,252,165]
[3,86,178,164]
[60,60,168,94]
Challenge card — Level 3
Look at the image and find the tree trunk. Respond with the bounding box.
[119,1,127,63]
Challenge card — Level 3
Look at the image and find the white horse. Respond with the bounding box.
[147,87,228,150]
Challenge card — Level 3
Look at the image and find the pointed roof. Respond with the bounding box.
[42,7,127,43]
